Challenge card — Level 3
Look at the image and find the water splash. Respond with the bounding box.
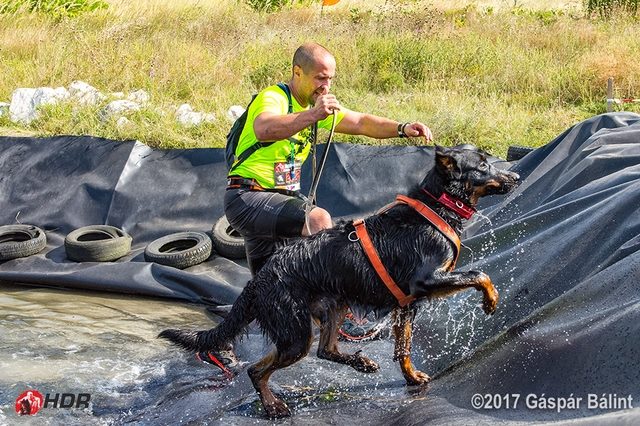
[413,294,490,373]
[473,211,494,227]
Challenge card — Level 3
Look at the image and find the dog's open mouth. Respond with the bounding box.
[488,171,520,195]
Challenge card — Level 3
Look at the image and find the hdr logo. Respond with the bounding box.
[15,390,91,416]
[15,390,43,415]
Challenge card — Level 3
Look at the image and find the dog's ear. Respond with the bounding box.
[435,145,462,179]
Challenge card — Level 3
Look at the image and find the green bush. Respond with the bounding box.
[0,0,108,18]
[244,0,288,13]
[358,38,429,93]
[244,0,315,13]
[584,0,639,17]
[248,61,290,90]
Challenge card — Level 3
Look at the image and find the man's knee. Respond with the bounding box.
[303,207,332,236]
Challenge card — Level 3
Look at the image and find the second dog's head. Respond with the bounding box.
[432,144,520,206]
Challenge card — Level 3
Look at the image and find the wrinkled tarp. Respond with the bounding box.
[0,134,437,304]
[1,112,640,424]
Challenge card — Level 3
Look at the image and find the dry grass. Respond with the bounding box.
[1,0,639,157]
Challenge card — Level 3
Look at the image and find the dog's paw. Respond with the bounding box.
[264,398,291,418]
[472,271,498,315]
[405,370,431,386]
[350,354,380,373]
[482,288,499,315]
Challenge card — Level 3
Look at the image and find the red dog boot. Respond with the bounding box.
[195,345,242,378]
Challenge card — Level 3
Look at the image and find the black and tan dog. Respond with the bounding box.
[160,145,519,418]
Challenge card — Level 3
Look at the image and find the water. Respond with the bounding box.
[0,283,218,425]
[3,270,633,424]
[0,283,431,424]
[0,206,534,425]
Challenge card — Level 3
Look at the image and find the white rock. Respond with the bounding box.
[9,88,37,123]
[116,116,133,128]
[177,111,203,126]
[34,87,69,106]
[175,103,215,126]
[9,86,70,123]
[68,80,96,96]
[69,80,105,106]
[127,89,150,104]
[111,92,125,99]
[175,103,197,125]
[101,100,141,121]
[56,86,70,99]
[227,105,245,121]
[175,103,193,114]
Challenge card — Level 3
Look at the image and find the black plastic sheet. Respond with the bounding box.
[1,112,640,423]
[0,135,435,303]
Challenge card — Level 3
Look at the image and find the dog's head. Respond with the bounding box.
[433,145,519,206]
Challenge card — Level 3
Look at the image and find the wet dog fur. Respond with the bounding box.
[160,145,519,418]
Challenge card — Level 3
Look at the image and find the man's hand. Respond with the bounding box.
[403,122,433,143]
[312,94,341,121]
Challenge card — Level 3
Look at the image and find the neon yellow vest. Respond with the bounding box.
[230,84,345,189]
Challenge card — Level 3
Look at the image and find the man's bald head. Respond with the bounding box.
[290,42,336,106]
[292,43,334,73]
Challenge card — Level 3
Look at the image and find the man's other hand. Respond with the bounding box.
[404,122,433,143]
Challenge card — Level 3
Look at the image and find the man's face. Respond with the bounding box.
[296,53,336,106]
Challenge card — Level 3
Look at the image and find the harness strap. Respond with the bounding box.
[395,194,461,269]
[353,218,416,307]
[228,82,295,174]
[229,142,274,173]
[226,176,306,199]
[352,194,462,307]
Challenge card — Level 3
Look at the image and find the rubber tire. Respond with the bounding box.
[0,225,47,261]
[211,215,245,259]
[144,231,212,269]
[65,225,132,262]
[506,145,534,161]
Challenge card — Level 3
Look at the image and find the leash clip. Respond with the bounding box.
[348,231,359,242]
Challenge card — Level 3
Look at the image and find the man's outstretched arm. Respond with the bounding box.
[336,110,433,142]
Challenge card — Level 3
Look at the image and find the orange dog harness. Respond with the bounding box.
[352,195,461,307]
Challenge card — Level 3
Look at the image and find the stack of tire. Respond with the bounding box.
[64,225,133,262]
[143,231,212,269]
[506,145,534,161]
[0,225,47,261]
[140,215,246,268]
[210,215,245,260]
[1,215,246,270]
[64,225,216,269]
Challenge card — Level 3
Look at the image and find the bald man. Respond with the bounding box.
[225,42,433,277]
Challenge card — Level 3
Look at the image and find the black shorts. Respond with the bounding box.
[224,188,308,263]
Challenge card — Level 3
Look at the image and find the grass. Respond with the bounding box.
[1,0,639,157]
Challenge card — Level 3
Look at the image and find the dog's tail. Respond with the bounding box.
[158,284,256,352]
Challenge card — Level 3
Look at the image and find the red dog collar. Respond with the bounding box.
[421,188,476,220]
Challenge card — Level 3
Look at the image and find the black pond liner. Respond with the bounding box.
[1,112,639,424]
